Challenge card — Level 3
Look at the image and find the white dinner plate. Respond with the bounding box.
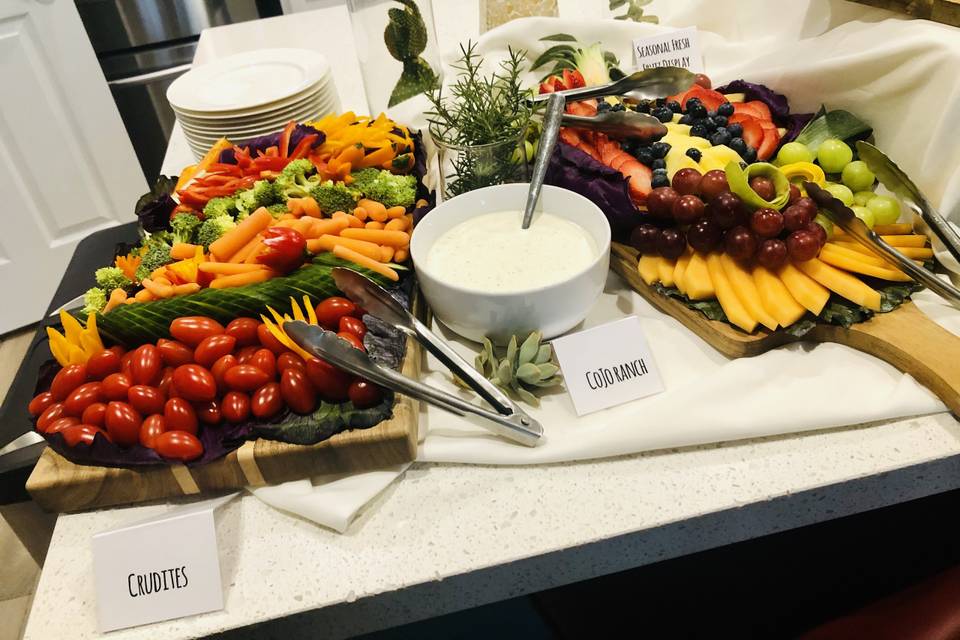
[176,95,336,133]
[179,104,335,144]
[170,74,334,121]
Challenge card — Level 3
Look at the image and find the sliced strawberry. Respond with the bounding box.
[679,84,728,112]
[566,99,597,117]
[562,69,586,90]
[744,100,772,121]
[624,162,653,204]
[539,81,556,94]
[757,122,781,161]
[729,114,764,152]
[732,102,767,121]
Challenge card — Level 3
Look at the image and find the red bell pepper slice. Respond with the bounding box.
[288,133,319,160]
[279,120,296,160]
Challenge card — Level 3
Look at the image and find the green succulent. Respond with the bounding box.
[384,0,440,107]
[463,332,563,406]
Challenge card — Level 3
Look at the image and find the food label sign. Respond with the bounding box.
[93,494,235,632]
[632,27,704,73]
[552,316,664,416]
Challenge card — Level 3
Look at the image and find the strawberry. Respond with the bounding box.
[539,81,556,94]
[562,69,586,89]
[672,84,728,112]
[744,100,772,121]
[732,102,767,122]
[729,114,764,152]
[757,122,781,161]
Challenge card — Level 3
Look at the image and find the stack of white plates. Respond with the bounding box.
[167,48,339,158]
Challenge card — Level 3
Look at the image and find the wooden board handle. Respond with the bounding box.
[813,301,960,415]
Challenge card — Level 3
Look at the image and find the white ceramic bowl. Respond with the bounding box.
[411,184,611,344]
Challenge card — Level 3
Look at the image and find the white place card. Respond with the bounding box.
[632,27,704,73]
[552,316,664,416]
[93,493,238,632]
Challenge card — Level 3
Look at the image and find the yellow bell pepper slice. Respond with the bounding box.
[779,161,826,186]
[304,296,317,325]
[47,327,71,367]
[59,310,84,344]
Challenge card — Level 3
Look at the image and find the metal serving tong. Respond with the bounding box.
[283,268,543,447]
[527,67,696,105]
[805,182,960,310]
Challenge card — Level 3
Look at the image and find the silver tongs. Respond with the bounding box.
[283,268,543,447]
[805,182,960,310]
[527,67,696,105]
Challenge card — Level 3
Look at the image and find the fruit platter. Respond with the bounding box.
[25,115,431,511]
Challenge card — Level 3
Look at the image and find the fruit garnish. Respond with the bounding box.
[725,162,790,210]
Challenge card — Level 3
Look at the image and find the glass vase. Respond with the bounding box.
[433,132,530,201]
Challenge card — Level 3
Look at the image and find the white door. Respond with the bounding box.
[0,0,146,333]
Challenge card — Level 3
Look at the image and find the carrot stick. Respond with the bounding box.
[141,278,174,298]
[340,228,409,247]
[209,269,275,288]
[385,217,408,231]
[210,208,272,261]
[171,243,199,260]
[172,283,201,296]
[307,234,382,260]
[199,262,266,275]
[103,288,127,313]
[365,221,385,230]
[134,288,156,302]
[380,246,395,262]
[394,248,408,262]
[332,245,399,281]
[385,206,406,219]
[352,206,368,222]
[300,197,321,218]
[359,199,388,222]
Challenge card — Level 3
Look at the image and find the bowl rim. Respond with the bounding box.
[411,184,612,297]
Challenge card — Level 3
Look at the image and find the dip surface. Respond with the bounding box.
[425,210,597,292]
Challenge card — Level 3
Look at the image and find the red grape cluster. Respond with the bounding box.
[629,168,827,270]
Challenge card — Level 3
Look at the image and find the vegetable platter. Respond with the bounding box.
[25,113,433,511]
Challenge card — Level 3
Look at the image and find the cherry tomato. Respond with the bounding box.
[158,366,176,398]
[315,297,357,330]
[251,382,283,419]
[225,318,260,347]
[172,364,217,402]
[86,349,122,380]
[140,414,166,448]
[46,416,80,434]
[348,379,384,409]
[62,424,108,447]
[211,354,238,391]
[256,323,288,355]
[154,430,203,462]
[305,358,352,402]
[163,398,198,435]
[28,391,56,417]
[236,345,258,364]
[81,402,107,427]
[170,316,225,348]
[249,348,277,380]
[224,364,271,392]
[50,364,88,401]
[130,344,161,386]
[221,392,251,423]
[127,385,165,415]
[276,352,306,374]
[121,351,134,377]
[36,403,66,432]
[280,368,316,414]
[102,373,132,401]
[194,334,236,369]
[196,400,221,425]
[105,401,143,447]
[63,382,104,417]
[337,331,365,352]
[338,316,367,341]
[156,339,195,367]
[108,345,126,360]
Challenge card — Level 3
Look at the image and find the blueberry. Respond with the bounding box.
[701,116,717,130]
[710,129,732,146]
[654,97,666,107]
[687,103,708,119]
[636,147,654,165]
[650,142,671,158]
[726,123,743,138]
[653,106,674,123]
[713,115,728,127]
[717,102,735,117]
[635,101,651,114]
[743,147,757,163]
[689,124,709,139]
[651,174,670,188]
[678,114,693,125]
[597,101,611,113]
[651,158,666,170]
[685,97,702,110]
[685,148,702,162]
[707,110,717,118]
[667,100,682,113]
[612,102,626,112]
[729,137,747,154]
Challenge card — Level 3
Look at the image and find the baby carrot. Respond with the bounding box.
[210,207,272,261]
[170,242,199,260]
[359,199,388,222]
[293,218,314,235]
[380,246,395,262]
[244,241,266,264]
[278,213,296,221]
[394,248,408,262]
[384,217,408,232]
[274,219,298,228]
[103,288,127,313]
[134,288,156,302]
[365,221,385,230]
[209,269,274,289]
[287,199,303,217]
[155,276,172,286]
[385,206,405,219]
[300,196,321,218]
[141,278,174,299]
[123,298,137,305]
[198,262,264,275]
[307,234,382,260]
[172,283,201,296]
[352,206,368,222]
[229,233,263,263]
[340,228,409,247]
[332,245,399,281]
[334,211,364,228]
[306,217,350,238]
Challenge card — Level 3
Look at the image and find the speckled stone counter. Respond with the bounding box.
[23,412,960,639]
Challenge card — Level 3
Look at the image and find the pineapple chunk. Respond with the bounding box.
[684,252,715,300]
[753,265,807,328]
[674,251,692,294]
[658,257,677,287]
[723,92,746,103]
[777,262,830,315]
[796,258,882,311]
[819,245,910,282]
[698,145,745,173]
[706,253,757,332]
[638,254,661,285]
[719,254,778,331]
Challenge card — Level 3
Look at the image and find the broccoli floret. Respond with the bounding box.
[275,162,317,199]
[236,180,281,215]
[139,240,173,274]
[94,266,131,291]
[309,180,361,215]
[266,203,289,218]
[281,158,315,182]
[350,169,417,209]
[81,287,107,315]
[202,196,237,219]
[170,212,202,244]
[135,264,151,283]
[196,216,237,249]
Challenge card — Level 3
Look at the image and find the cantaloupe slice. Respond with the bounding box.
[776,262,830,315]
[684,252,715,300]
[823,242,891,268]
[706,253,757,332]
[881,234,927,248]
[819,245,911,282]
[873,223,913,235]
[753,265,807,328]
[638,254,661,285]
[830,240,933,261]
[674,251,692,294]
[719,254,778,331]
[658,257,677,287]
[796,257,882,311]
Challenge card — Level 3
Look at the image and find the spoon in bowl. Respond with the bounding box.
[521,92,565,230]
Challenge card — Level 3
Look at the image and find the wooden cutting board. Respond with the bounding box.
[611,242,960,415]
[25,337,420,512]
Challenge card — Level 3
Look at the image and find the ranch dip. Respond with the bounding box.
[426,210,597,292]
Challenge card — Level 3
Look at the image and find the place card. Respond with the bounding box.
[93,493,238,632]
[552,316,664,416]
[632,27,704,73]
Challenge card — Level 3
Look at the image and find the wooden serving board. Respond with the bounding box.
[611,242,960,415]
[25,337,420,512]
